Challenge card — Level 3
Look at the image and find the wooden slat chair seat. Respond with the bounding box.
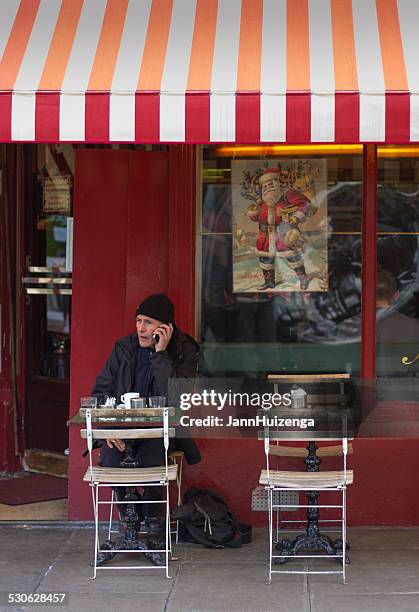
[84,464,178,484]
[259,469,354,488]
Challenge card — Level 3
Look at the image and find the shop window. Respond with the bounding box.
[199,146,363,376]
[376,148,419,379]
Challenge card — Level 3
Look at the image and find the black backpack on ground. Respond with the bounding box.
[172,488,252,548]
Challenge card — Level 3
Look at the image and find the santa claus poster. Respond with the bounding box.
[231,159,328,293]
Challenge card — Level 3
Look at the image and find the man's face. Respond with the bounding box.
[136,314,162,348]
[260,173,281,204]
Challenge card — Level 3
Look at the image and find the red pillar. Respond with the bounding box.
[0,145,23,472]
[361,144,377,379]
[168,145,196,335]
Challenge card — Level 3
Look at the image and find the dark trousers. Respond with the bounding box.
[99,439,165,517]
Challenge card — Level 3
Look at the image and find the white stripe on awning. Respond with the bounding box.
[260,0,286,142]
[309,0,335,142]
[160,0,196,141]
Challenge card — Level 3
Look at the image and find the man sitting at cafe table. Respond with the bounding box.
[92,293,201,533]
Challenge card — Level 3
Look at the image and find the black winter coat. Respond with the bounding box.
[92,327,201,465]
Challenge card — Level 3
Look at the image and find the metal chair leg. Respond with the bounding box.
[91,485,99,580]
[342,487,347,584]
[165,482,172,578]
[108,489,115,540]
[176,454,183,544]
[268,487,273,585]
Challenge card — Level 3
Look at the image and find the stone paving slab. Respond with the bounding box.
[49,592,168,612]
[0,527,74,593]
[307,548,419,594]
[166,561,307,612]
[1,526,73,551]
[39,549,176,595]
[344,527,419,550]
[310,593,419,612]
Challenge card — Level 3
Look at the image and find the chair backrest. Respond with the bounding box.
[268,443,353,457]
[83,407,174,478]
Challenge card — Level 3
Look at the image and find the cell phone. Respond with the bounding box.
[152,332,160,344]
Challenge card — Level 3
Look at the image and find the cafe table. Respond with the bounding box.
[68,406,178,567]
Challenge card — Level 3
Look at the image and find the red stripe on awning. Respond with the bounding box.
[135,93,160,143]
[185,93,210,143]
[385,94,410,143]
[286,94,311,143]
[335,93,360,143]
[85,93,110,143]
[35,93,59,142]
[236,94,260,144]
[0,93,12,141]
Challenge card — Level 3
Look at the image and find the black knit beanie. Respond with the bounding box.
[135,293,175,324]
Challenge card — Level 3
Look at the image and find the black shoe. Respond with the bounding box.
[144,516,165,534]
[257,280,276,290]
[257,269,276,291]
[299,276,310,290]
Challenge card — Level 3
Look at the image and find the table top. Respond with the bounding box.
[267,373,351,383]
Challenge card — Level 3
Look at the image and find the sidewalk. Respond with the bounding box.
[1,525,419,612]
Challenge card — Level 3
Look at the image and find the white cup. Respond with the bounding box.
[120,392,140,408]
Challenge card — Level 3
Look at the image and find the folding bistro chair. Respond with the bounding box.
[259,415,353,584]
[82,407,177,579]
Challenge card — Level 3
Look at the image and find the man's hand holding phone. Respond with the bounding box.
[153,323,173,352]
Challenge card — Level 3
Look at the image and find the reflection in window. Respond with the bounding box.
[376,152,419,379]
[200,148,362,375]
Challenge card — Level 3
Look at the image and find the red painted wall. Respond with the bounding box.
[69,149,169,514]
[68,148,419,526]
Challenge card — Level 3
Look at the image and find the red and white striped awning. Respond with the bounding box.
[1,0,419,144]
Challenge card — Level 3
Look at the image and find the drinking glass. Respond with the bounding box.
[80,396,98,409]
[148,396,166,407]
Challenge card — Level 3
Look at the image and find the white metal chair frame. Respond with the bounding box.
[84,407,177,579]
[261,421,351,584]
